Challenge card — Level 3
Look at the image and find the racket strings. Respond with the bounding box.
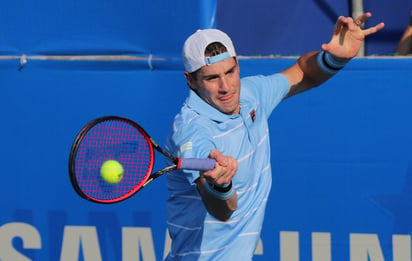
[74,119,153,201]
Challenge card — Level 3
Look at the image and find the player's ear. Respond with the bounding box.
[234,57,240,73]
[184,71,195,89]
[184,71,190,80]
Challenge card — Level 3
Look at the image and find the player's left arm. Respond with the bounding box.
[281,12,384,98]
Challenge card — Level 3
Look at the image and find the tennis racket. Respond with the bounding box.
[68,116,216,204]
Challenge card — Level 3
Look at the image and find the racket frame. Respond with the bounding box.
[69,116,174,203]
[69,116,213,204]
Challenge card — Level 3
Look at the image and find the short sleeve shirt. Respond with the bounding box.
[165,73,289,260]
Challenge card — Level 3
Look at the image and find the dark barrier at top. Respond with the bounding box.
[0,57,411,260]
[1,0,411,57]
[217,0,412,55]
[0,0,217,57]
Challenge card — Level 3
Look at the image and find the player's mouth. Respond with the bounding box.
[219,93,234,102]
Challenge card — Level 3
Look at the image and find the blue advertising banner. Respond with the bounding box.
[0,57,411,260]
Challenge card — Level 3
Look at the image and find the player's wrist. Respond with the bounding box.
[317,51,349,74]
[205,181,235,200]
[211,182,232,192]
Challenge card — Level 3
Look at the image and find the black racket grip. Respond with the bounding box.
[180,158,216,171]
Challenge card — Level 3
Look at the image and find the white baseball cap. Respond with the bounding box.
[182,29,237,73]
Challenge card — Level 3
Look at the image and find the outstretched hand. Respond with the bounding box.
[322,12,385,59]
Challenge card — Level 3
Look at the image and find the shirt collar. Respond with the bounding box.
[186,89,240,122]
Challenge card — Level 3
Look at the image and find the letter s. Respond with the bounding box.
[0,222,41,261]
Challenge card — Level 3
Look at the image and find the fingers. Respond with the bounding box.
[333,16,346,34]
[204,149,238,185]
[353,12,385,33]
[336,12,374,30]
[321,43,330,52]
[323,12,383,58]
[334,15,356,32]
[209,149,228,167]
[362,22,385,36]
[354,12,372,27]
[214,157,237,185]
[335,12,384,36]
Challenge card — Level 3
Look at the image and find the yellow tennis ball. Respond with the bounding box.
[100,160,124,184]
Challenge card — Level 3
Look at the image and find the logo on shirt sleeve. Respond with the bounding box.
[180,142,193,153]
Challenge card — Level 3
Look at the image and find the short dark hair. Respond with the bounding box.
[204,42,228,57]
[189,42,229,80]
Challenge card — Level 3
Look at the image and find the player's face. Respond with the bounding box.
[187,57,241,115]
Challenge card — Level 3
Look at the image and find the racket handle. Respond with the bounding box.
[179,158,216,171]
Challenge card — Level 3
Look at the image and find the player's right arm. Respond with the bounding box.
[195,149,238,221]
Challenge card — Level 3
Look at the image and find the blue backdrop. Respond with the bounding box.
[1,0,412,260]
[1,57,412,260]
[1,0,411,56]
[217,0,412,56]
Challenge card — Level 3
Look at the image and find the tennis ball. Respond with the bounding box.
[100,160,124,184]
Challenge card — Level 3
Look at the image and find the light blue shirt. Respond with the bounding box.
[165,73,289,260]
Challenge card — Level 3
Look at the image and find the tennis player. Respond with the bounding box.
[165,13,384,260]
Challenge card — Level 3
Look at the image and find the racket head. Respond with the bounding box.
[69,116,154,203]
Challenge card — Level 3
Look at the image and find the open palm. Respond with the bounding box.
[322,13,385,59]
